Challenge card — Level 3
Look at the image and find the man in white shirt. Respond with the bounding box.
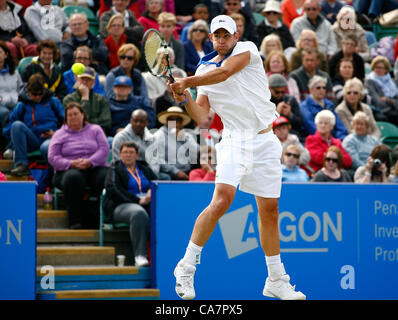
[290,0,338,59]
[24,0,69,44]
[169,14,306,300]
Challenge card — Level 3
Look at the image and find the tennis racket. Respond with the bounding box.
[142,28,175,82]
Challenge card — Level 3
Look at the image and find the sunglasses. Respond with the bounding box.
[274,90,285,95]
[304,7,318,11]
[265,11,279,15]
[325,157,338,163]
[285,152,299,159]
[347,91,359,95]
[120,55,134,61]
[315,86,327,90]
[192,28,207,33]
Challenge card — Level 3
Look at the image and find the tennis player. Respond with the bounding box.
[168,15,306,300]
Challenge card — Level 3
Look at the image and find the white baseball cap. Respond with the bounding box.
[210,15,237,34]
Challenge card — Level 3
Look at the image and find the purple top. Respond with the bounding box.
[48,123,110,172]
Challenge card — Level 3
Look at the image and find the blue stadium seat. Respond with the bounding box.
[17,56,34,74]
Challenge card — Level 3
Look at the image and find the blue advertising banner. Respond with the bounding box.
[152,182,398,300]
[0,182,37,300]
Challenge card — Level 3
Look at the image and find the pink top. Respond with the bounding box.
[0,171,7,181]
[189,168,216,181]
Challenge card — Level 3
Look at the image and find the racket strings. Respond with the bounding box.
[144,31,169,76]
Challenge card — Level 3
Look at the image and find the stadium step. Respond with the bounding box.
[4,174,29,181]
[36,265,152,292]
[1,159,28,181]
[37,229,99,243]
[37,228,130,245]
[37,210,69,229]
[36,288,160,300]
[34,191,158,300]
[0,159,13,171]
[37,246,116,266]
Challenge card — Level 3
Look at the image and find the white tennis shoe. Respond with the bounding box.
[174,261,196,300]
[263,274,306,300]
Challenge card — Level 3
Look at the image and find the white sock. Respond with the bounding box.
[182,241,203,266]
[265,254,284,281]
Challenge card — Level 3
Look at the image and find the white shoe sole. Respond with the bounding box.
[174,267,195,300]
[263,287,306,300]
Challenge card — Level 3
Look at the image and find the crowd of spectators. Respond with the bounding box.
[0,0,398,242]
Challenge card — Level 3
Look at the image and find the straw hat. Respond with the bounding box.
[157,106,191,127]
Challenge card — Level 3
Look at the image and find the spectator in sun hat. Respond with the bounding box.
[149,106,199,180]
[109,75,155,136]
[256,0,295,52]
[272,115,310,166]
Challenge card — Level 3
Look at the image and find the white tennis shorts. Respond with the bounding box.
[215,130,282,198]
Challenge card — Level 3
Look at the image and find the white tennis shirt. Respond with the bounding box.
[196,41,278,136]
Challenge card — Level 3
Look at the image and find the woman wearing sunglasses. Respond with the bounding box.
[183,19,213,76]
[336,77,380,139]
[104,43,149,101]
[256,0,295,53]
[312,145,352,182]
[105,15,129,69]
[281,144,309,182]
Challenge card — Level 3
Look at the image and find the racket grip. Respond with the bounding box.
[168,74,175,83]
[167,74,184,97]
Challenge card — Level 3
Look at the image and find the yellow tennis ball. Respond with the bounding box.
[72,63,85,75]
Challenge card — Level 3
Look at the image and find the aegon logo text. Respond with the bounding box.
[218,205,342,259]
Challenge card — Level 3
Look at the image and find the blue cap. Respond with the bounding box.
[113,76,132,87]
